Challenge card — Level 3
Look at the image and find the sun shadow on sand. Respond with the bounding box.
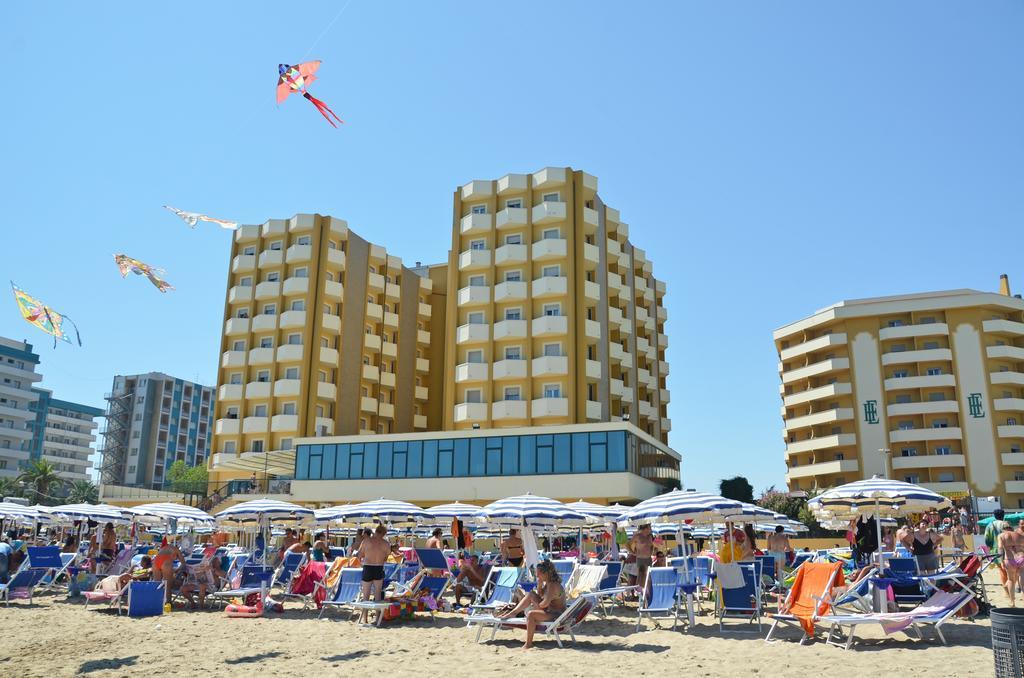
[483,638,670,653]
[225,651,284,664]
[321,650,370,662]
[77,656,138,674]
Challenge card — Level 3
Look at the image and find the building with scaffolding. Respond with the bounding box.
[98,373,214,490]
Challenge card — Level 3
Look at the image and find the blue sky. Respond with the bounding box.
[2,2,1022,493]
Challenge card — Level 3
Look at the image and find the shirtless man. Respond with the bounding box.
[358,524,391,624]
[279,528,299,565]
[425,528,444,551]
[453,554,487,606]
[500,529,526,567]
[629,524,655,590]
[766,526,792,579]
[1000,522,1024,607]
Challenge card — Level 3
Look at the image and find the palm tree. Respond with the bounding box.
[66,478,99,504]
[17,460,64,505]
[0,476,22,499]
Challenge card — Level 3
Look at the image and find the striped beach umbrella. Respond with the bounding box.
[807,477,950,517]
[128,503,216,526]
[424,501,484,521]
[617,490,744,526]
[480,493,590,527]
[565,500,628,520]
[215,499,314,524]
[328,498,430,524]
[0,502,43,524]
[45,503,131,523]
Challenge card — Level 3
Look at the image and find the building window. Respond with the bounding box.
[894,394,912,404]
[543,303,561,317]
[893,370,908,378]
[505,198,522,209]
[267,272,280,282]
[223,441,236,454]
[470,239,486,251]
[469,275,486,287]
[505,308,521,320]
[471,205,487,215]
[927,368,943,376]
[468,312,485,324]
[542,192,560,202]
[243,246,256,255]
[935,446,951,455]
[505,233,522,245]
[937,472,955,483]
[232,340,246,351]
[505,270,521,282]
[505,346,521,360]
[287,334,301,345]
[898,421,914,430]
[297,235,311,246]
[923,341,939,350]
[504,387,521,401]
[254,405,267,417]
[291,300,305,311]
[543,384,561,398]
[887,319,904,328]
[543,343,562,357]
[239,276,253,287]
[252,440,264,453]
[542,228,560,240]
[281,438,293,450]
[904,474,920,484]
[283,403,296,415]
[466,350,484,364]
[542,265,560,278]
[260,337,273,348]
[465,389,483,404]
[900,448,917,457]
[263,304,277,315]
[932,419,948,429]
[294,267,308,278]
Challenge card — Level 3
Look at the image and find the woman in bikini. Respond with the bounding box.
[497,560,567,649]
[152,541,185,604]
[501,529,526,567]
[1000,521,1024,607]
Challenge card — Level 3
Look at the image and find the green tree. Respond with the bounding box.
[66,478,99,503]
[757,486,830,537]
[719,476,755,504]
[166,460,209,495]
[17,459,64,505]
[0,476,23,499]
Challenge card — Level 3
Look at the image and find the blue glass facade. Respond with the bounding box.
[295,429,679,488]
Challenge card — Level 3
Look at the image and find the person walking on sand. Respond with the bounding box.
[999,520,1024,607]
[766,526,791,579]
[357,525,390,625]
[425,528,443,550]
[628,524,655,590]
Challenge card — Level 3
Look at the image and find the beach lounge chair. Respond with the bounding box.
[83,576,129,612]
[39,552,78,591]
[831,567,878,614]
[820,587,976,649]
[273,550,306,590]
[636,567,682,631]
[764,561,845,643]
[126,581,165,617]
[468,594,598,647]
[884,557,926,606]
[468,567,521,616]
[0,568,49,606]
[209,565,275,604]
[790,552,815,570]
[551,559,576,583]
[718,562,762,632]
[565,564,608,599]
[319,567,363,619]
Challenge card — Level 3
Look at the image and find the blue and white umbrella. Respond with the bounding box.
[565,500,628,520]
[480,493,590,527]
[215,499,314,524]
[711,502,782,524]
[326,498,430,524]
[424,501,484,522]
[617,490,744,526]
[45,503,131,524]
[807,477,950,518]
[0,502,44,524]
[128,503,216,526]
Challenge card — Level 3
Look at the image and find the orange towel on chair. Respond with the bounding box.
[782,561,845,636]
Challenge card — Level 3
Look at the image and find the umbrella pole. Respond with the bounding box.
[873,499,885,612]
[678,525,695,628]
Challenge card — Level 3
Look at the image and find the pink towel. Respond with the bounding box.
[879,591,960,634]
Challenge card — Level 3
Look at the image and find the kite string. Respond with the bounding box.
[302,0,355,61]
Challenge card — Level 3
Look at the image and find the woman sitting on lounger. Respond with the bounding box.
[497,560,567,649]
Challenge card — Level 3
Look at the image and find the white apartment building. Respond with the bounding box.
[0,338,43,477]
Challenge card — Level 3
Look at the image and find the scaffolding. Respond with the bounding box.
[98,391,132,486]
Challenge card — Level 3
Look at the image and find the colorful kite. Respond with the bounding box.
[10,283,81,347]
[277,61,343,127]
[113,254,174,293]
[164,205,238,230]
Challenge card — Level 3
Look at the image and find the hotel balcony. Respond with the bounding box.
[532,355,569,377]
[361,364,379,382]
[497,173,528,194]
[609,343,626,364]
[326,248,346,269]
[245,381,271,399]
[532,276,567,299]
[417,358,429,372]
[455,362,489,383]
[532,167,567,189]
[232,254,256,274]
[364,334,382,352]
[360,396,377,413]
[532,238,568,261]
[496,207,528,230]
[610,378,625,398]
[607,238,622,257]
[532,397,569,418]
[984,319,1024,337]
[271,414,299,432]
[322,313,341,333]
[384,311,399,328]
[276,345,303,362]
[998,425,1024,439]
[414,414,427,428]
[289,213,315,232]
[286,243,312,264]
[274,379,301,397]
[586,400,601,420]
[493,359,527,381]
[365,303,383,322]
[234,225,260,243]
[532,201,566,225]
[224,317,250,336]
[921,481,970,494]
[779,333,848,361]
[459,248,491,271]
[638,400,655,419]
[786,459,860,481]
[458,285,490,306]
[248,348,275,365]
[417,329,430,344]
[1003,453,1024,466]
[995,398,1024,412]
[785,433,857,457]
[218,384,243,402]
[655,279,666,296]
[493,400,527,421]
[889,427,963,443]
[662,417,672,432]
[419,302,432,317]
[493,319,526,341]
[891,454,966,470]
[215,418,240,435]
[242,416,269,434]
[637,336,650,354]
[780,357,850,385]
[621,388,634,404]
[494,280,527,303]
[382,341,398,359]
[254,281,280,300]
[280,310,306,329]
[377,403,395,419]
[884,374,957,391]
[367,272,385,292]
[461,179,493,201]
[262,220,286,237]
[460,213,493,236]
[783,408,855,433]
[879,323,949,341]
[607,272,622,297]
[584,280,600,302]
[456,322,490,345]
[988,345,1024,362]
[454,402,488,423]
[251,313,277,332]
[494,243,528,266]
[657,307,667,322]
[608,306,624,326]
[320,346,339,364]
[584,319,601,340]
[532,315,568,338]
[583,207,599,233]
[992,371,1024,387]
[379,370,395,388]
[258,250,283,268]
[324,280,344,300]
[881,348,953,366]
[886,401,959,417]
[317,382,337,400]
[283,276,309,296]
[315,417,334,435]
[227,285,252,304]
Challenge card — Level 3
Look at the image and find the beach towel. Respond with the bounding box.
[783,561,845,636]
[715,561,745,589]
[290,560,325,597]
[878,590,961,634]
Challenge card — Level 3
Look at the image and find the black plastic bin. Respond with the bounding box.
[992,608,1024,678]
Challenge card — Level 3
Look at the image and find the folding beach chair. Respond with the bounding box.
[718,562,762,632]
[636,567,682,631]
[883,557,927,607]
[468,567,521,616]
[790,552,815,570]
[551,559,576,583]
[0,568,48,606]
[565,564,608,599]
[209,565,275,604]
[764,561,845,643]
[830,567,878,614]
[318,567,363,620]
[83,576,129,612]
[468,594,598,647]
[273,550,306,590]
[125,581,165,617]
[821,587,976,649]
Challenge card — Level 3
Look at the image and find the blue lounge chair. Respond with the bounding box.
[885,557,927,607]
[0,568,48,606]
[209,565,274,604]
[551,559,576,583]
[319,567,363,619]
[790,552,815,570]
[718,563,761,632]
[636,566,681,631]
[274,551,306,589]
[468,567,521,616]
[831,567,878,614]
[126,581,165,617]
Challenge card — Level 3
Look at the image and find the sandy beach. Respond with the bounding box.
[0,568,1002,678]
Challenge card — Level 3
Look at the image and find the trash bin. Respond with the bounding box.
[992,608,1024,678]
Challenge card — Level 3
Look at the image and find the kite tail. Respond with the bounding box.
[65,314,83,346]
[303,92,343,127]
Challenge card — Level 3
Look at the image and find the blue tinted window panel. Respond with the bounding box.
[572,433,589,472]
[335,444,350,479]
[392,452,407,478]
[422,441,437,477]
[469,439,485,476]
[519,436,535,474]
[308,453,322,479]
[590,443,607,472]
[438,449,453,477]
[502,436,518,475]
[321,444,336,479]
[363,443,378,479]
[608,432,627,471]
[537,442,553,474]
[454,439,469,476]
[407,441,422,477]
[349,453,364,478]
[553,434,571,473]
[378,443,393,477]
[296,446,309,479]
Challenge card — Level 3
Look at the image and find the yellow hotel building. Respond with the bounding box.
[775,276,1024,507]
